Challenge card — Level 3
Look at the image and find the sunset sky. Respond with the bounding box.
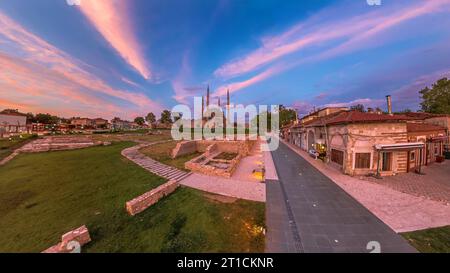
[1,0,450,119]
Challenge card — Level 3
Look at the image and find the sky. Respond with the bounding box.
[1,0,450,120]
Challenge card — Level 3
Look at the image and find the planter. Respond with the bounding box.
[436,155,445,163]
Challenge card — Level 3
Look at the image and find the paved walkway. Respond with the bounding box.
[180,173,265,202]
[364,161,450,203]
[266,141,416,253]
[283,140,450,232]
[122,142,191,182]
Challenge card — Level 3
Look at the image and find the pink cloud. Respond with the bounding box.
[78,0,151,80]
[213,65,282,97]
[214,0,450,80]
[0,12,162,119]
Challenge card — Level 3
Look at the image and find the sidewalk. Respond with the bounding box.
[281,140,450,232]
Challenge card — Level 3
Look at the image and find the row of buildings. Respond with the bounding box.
[0,110,146,137]
[281,96,449,177]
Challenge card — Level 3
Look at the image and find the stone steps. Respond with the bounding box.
[121,142,191,182]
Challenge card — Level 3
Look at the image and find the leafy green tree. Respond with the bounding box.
[160,110,172,124]
[134,117,145,126]
[420,77,450,114]
[145,112,156,124]
[35,113,59,124]
[279,105,297,127]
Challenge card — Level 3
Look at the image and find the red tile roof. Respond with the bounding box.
[324,111,411,126]
[407,123,446,133]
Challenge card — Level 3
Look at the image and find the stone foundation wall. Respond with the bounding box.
[19,136,102,153]
[171,141,197,158]
[126,180,179,216]
[42,225,91,253]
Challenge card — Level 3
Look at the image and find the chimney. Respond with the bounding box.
[386,95,392,115]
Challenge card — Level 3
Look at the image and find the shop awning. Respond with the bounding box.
[374,142,424,151]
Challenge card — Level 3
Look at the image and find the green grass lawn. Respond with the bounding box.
[0,142,264,252]
[401,226,450,253]
[0,134,37,161]
[139,141,202,171]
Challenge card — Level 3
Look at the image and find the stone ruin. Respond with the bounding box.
[173,140,255,178]
[42,225,91,253]
[126,180,179,216]
[19,136,106,153]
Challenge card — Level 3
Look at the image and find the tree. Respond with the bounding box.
[35,113,59,124]
[160,110,172,124]
[279,105,297,127]
[134,117,145,126]
[420,77,450,114]
[145,112,156,124]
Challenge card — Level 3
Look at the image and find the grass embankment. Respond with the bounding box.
[0,142,264,252]
[139,141,202,171]
[401,226,450,253]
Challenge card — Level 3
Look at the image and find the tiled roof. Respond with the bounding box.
[324,111,411,125]
[0,110,28,117]
[407,123,446,133]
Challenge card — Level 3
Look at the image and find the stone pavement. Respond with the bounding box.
[180,173,265,202]
[364,161,450,203]
[122,142,191,182]
[266,141,416,253]
[282,140,450,233]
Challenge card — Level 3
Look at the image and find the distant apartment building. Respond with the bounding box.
[111,118,135,130]
[93,118,109,129]
[70,117,110,130]
[71,118,95,129]
[0,109,29,137]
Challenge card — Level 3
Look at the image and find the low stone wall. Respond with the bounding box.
[185,151,242,178]
[126,180,179,216]
[171,140,197,158]
[181,140,256,178]
[19,136,103,153]
[42,225,91,253]
[172,140,255,158]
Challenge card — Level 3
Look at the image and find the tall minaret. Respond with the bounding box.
[206,85,210,107]
[201,96,204,120]
[226,89,230,119]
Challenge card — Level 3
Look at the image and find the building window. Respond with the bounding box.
[410,152,415,161]
[434,145,439,156]
[331,149,344,166]
[382,152,392,172]
[355,153,371,169]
